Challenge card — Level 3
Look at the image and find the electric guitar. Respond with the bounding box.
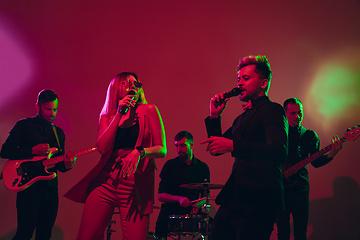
[2,146,97,192]
[283,125,360,179]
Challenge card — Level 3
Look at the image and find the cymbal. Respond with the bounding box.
[180,183,224,189]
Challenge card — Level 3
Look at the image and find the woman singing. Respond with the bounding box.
[65,72,167,240]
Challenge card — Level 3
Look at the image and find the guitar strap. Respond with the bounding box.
[52,125,62,152]
[283,126,307,170]
[298,126,309,158]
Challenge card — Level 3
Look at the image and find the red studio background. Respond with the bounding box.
[1,1,359,239]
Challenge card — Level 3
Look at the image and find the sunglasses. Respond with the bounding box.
[133,81,143,88]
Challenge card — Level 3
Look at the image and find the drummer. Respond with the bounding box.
[154,131,210,240]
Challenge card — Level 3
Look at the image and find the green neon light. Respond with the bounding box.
[311,65,359,119]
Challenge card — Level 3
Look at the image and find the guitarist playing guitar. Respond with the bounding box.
[0,89,77,240]
[275,98,344,240]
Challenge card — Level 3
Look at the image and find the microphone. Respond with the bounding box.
[215,87,242,104]
[120,90,136,114]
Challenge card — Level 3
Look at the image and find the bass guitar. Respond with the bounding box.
[2,146,97,192]
[283,125,360,178]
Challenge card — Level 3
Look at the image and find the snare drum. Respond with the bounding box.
[168,214,207,236]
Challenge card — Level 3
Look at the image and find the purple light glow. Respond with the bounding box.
[0,17,34,108]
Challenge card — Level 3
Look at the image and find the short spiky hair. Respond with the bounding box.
[283,97,303,110]
[237,55,272,93]
[174,130,193,143]
[37,89,58,105]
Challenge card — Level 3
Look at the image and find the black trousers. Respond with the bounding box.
[210,203,278,240]
[12,184,59,240]
[154,208,171,238]
[276,190,309,240]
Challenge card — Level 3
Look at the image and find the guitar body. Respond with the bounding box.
[2,146,97,192]
[3,155,57,192]
[282,166,302,187]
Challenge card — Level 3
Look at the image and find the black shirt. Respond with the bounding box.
[1,115,68,188]
[158,155,210,214]
[113,121,139,150]
[205,95,288,209]
[283,125,332,192]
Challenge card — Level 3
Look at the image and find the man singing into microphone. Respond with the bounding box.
[201,55,288,240]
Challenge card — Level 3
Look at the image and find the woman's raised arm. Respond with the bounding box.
[96,113,122,155]
[142,104,167,159]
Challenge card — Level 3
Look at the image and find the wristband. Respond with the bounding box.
[136,146,145,158]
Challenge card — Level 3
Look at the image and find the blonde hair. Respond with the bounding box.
[100,72,147,117]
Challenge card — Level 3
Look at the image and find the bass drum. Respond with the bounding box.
[168,214,208,236]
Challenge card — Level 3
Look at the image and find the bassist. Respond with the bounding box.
[0,89,76,240]
[276,97,343,240]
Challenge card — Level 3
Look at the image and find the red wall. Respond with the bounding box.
[1,1,360,239]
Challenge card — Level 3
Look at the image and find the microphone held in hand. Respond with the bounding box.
[215,87,242,104]
[120,90,136,114]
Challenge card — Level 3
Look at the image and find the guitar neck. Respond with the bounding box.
[42,147,97,167]
[283,137,346,177]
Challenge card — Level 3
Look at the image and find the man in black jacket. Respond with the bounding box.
[1,89,76,240]
[201,55,288,240]
[155,131,210,239]
[276,97,343,240]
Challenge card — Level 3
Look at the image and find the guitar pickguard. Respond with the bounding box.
[3,146,97,192]
[14,160,56,188]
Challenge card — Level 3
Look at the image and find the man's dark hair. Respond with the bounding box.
[37,89,58,105]
[237,55,272,81]
[174,130,193,143]
[237,55,272,94]
[283,97,302,110]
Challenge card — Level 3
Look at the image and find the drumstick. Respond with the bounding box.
[190,195,216,204]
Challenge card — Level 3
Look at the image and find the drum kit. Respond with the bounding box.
[106,182,223,240]
[161,182,223,240]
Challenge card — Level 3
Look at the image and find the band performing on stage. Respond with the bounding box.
[2,56,359,240]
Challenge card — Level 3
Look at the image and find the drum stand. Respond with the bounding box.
[105,210,119,240]
[201,183,211,240]
[106,218,116,240]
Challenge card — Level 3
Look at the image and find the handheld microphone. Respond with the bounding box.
[120,90,136,114]
[215,87,242,104]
